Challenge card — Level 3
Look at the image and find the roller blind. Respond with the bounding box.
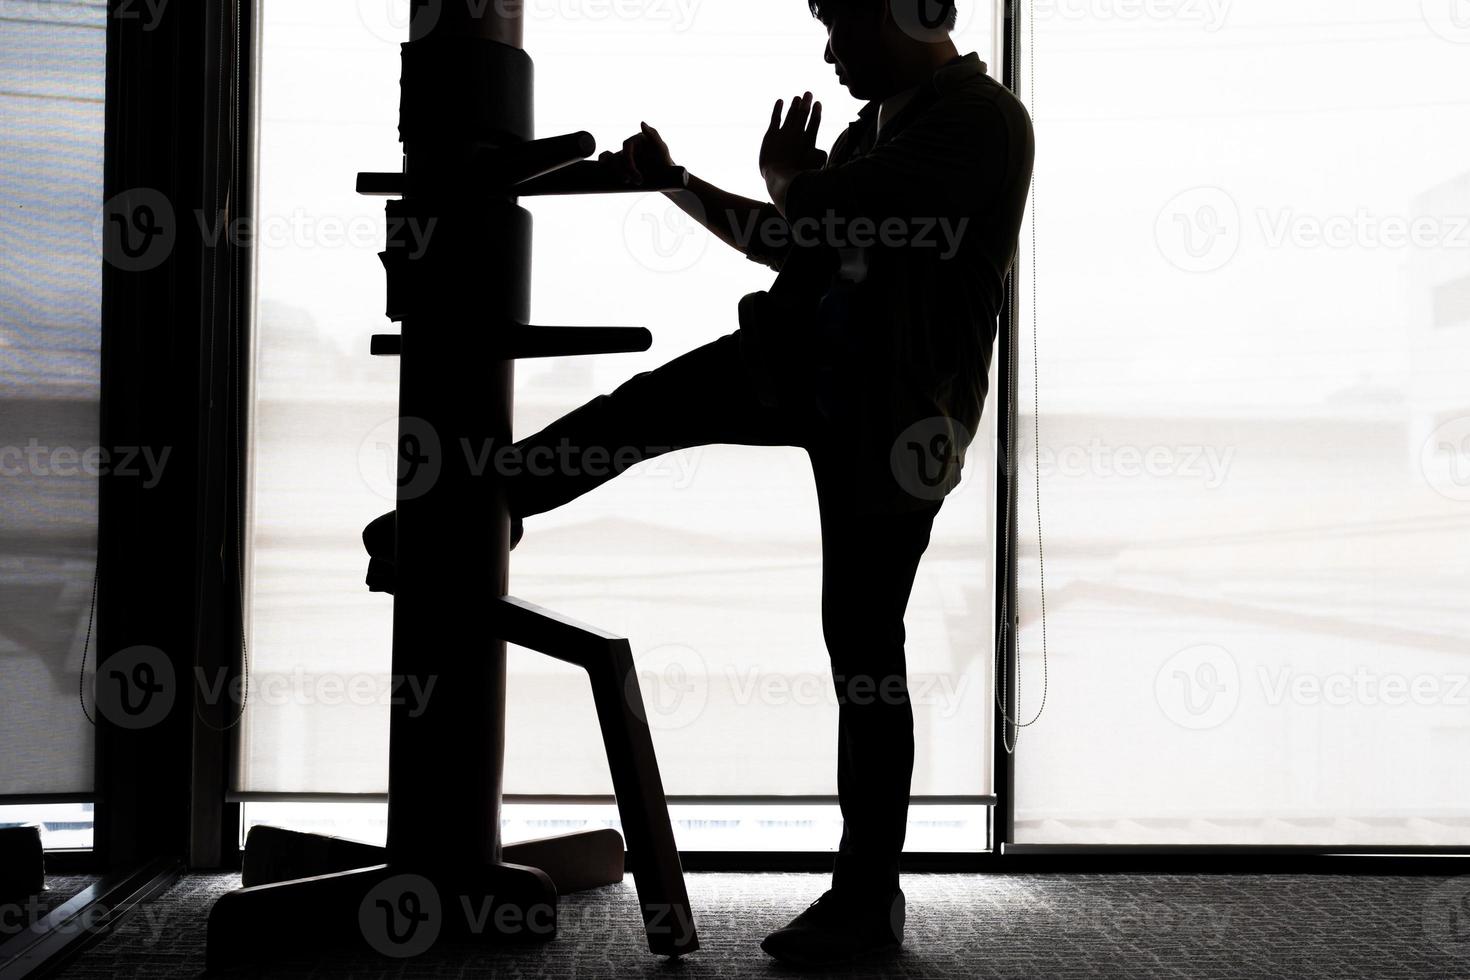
[0,0,109,795]
[1011,0,1470,845]
[238,0,1000,799]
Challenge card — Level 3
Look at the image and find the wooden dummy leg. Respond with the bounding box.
[494,596,698,957]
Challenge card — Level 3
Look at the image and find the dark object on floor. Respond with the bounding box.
[0,823,44,900]
[761,887,904,966]
[239,824,626,895]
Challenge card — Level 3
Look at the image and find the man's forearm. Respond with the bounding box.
[664,174,772,257]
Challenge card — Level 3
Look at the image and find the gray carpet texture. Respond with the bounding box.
[56,872,1470,978]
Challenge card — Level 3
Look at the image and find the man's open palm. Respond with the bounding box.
[760,92,826,181]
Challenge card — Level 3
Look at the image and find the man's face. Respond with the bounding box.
[823,6,889,101]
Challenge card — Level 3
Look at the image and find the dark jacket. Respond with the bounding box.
[737,52,1035,513]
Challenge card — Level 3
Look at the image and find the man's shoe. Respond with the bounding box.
[362,510,524,595]
[760,888,904,967]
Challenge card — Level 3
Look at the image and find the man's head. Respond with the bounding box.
[808,0,959,100]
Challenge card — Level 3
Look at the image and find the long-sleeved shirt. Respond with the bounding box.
[737,52,1035,513]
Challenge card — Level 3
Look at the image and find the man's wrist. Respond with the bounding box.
[764,164,805,218]
[764,166,792,216]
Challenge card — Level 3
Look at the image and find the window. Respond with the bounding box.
[1011,0,1470,846]
[240,1,1000,851]
[0,0,108,816]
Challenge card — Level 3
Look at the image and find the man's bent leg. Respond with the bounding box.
[363,330,811,591]
[507,331,810,519]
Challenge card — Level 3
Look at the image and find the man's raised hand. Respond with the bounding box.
[760,92,826,183]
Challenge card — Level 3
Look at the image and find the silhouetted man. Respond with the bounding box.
[365,0,1032,965]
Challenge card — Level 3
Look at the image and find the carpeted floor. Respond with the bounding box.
[11,873,98,922]
[57,872,1470,978]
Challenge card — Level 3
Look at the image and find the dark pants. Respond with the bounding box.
[506,329,942,897]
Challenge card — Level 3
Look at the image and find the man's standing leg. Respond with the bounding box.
[761,445,942,964]
[819,472,941,898]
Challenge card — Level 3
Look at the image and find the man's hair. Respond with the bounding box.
[808,0,959,31]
